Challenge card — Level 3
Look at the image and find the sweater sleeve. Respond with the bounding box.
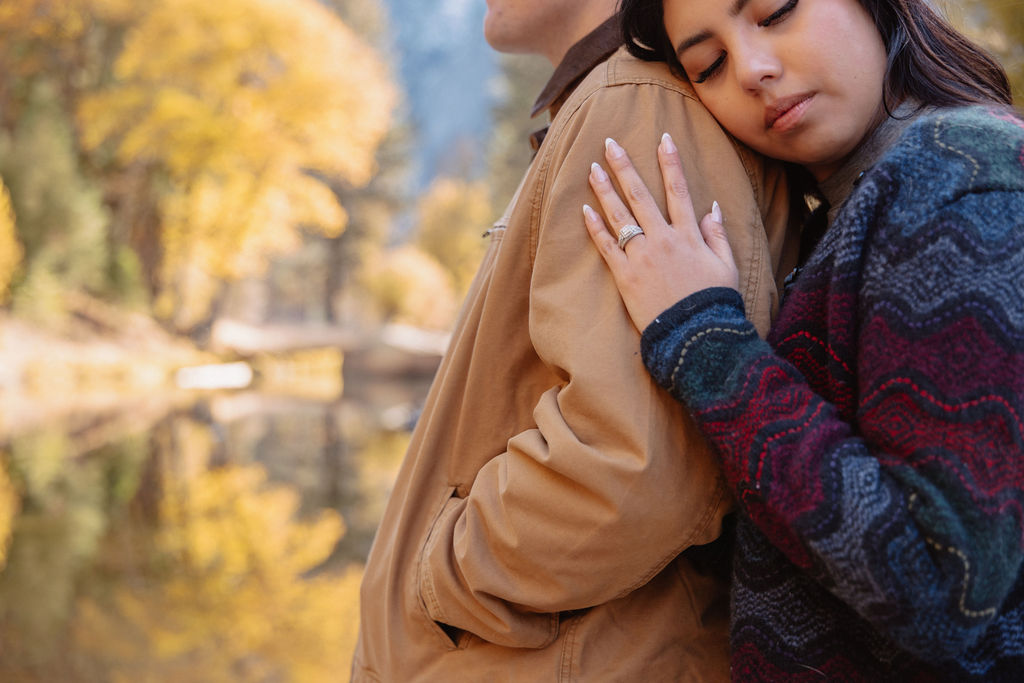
[642,110,1024,659]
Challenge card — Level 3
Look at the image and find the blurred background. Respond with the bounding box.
[0,0,1018,680]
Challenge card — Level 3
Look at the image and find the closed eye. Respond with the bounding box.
[694,53,726,84]
[759,0,798,27]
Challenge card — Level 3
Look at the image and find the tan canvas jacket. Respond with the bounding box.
[352,45,794,682]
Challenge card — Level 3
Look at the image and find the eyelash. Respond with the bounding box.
[695,56,725,84]
[762,0,798,27]
[692,0,799,84]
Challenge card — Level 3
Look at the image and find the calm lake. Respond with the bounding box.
[0,347,437,681]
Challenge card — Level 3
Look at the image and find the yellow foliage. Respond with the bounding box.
[160,465,341,581]
[158,165,347,280]
[415,177,491,296]
[362,245,460,330]
[0,455,19,571]
[86,0,144,22]
[0,0,137,89]
[152,260,225,329]
[78,0,396,281]
[73,463,362,682]
[0,179,22,302]
[0,1,88,76]
[0,1,82,37]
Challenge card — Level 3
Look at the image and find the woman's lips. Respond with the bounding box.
[765,93,814,131]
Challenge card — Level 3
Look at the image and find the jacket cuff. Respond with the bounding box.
[640,287,754,404]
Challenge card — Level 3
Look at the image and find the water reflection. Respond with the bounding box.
[0,350,434,681]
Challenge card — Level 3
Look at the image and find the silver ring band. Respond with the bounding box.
[617,224,645,250]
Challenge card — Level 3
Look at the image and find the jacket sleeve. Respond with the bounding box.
[417,77,786,648]
[640,113,1024,658]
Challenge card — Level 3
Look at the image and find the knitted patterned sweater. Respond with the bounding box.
[641,106,1024,680]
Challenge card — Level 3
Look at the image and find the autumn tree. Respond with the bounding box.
[0,456,18,571]
[0,0,142,318]
[976,1,1024,102]
[360,245,459,330]
[0,179,21,303]
[321,124,414,326]
[279,0,414,329]
[0,85,111,319]
[414,177,491,297]
[953,1,1024,104]
[486,53,551,208]
[78,0,397,330]
[0,0,102,128]
[358,51,552,333]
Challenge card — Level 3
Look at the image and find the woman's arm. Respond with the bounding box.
[585,126,1024,658]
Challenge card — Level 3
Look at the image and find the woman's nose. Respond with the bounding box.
[734,37,782,92]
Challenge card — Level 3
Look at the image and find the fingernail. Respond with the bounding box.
[661,132,676,154]
[590,162,608,182]
[605,137,624,158]
[711,200,723,223]
[583,204,596,221]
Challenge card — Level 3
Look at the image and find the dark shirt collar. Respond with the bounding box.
[818,100,929,225]
[529,14,622,151]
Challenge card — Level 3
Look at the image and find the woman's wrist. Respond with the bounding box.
[640,287,743,341]
[640,287,750,400]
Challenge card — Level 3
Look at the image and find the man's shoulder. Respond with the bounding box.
[565,46,698,110]
[539,46,706,149]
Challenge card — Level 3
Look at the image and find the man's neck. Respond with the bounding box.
[531,15,622,119]
[541,1,618,66]
[527,14,622,151]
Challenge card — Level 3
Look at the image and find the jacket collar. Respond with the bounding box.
[529,15,623,151]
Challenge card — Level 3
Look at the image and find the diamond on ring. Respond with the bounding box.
[617,224,645,250]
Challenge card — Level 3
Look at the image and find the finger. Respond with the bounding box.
[603,138,670,236]
[583,203,631,275]
[698,201,737,268]
[657,133,700,231]
[589,161,639,232]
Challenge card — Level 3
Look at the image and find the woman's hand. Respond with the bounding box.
[584,133,740,332]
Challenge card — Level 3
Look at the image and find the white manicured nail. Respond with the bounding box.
[661,132,676,153]
[605,138,624,158]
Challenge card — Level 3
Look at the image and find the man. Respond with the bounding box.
[352,1,793,680]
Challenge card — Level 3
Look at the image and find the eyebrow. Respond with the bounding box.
[674,0,753,59]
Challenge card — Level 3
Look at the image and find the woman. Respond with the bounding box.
[582,0,1024,678]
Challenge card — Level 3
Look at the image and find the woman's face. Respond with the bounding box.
[664,0,889,180]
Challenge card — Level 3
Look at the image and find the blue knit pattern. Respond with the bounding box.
[641,106,1024,680]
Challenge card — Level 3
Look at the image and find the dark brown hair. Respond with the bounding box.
[619,0,1012,109]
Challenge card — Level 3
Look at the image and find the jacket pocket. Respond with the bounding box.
[415,485,563,650]
[415,486,469,650]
